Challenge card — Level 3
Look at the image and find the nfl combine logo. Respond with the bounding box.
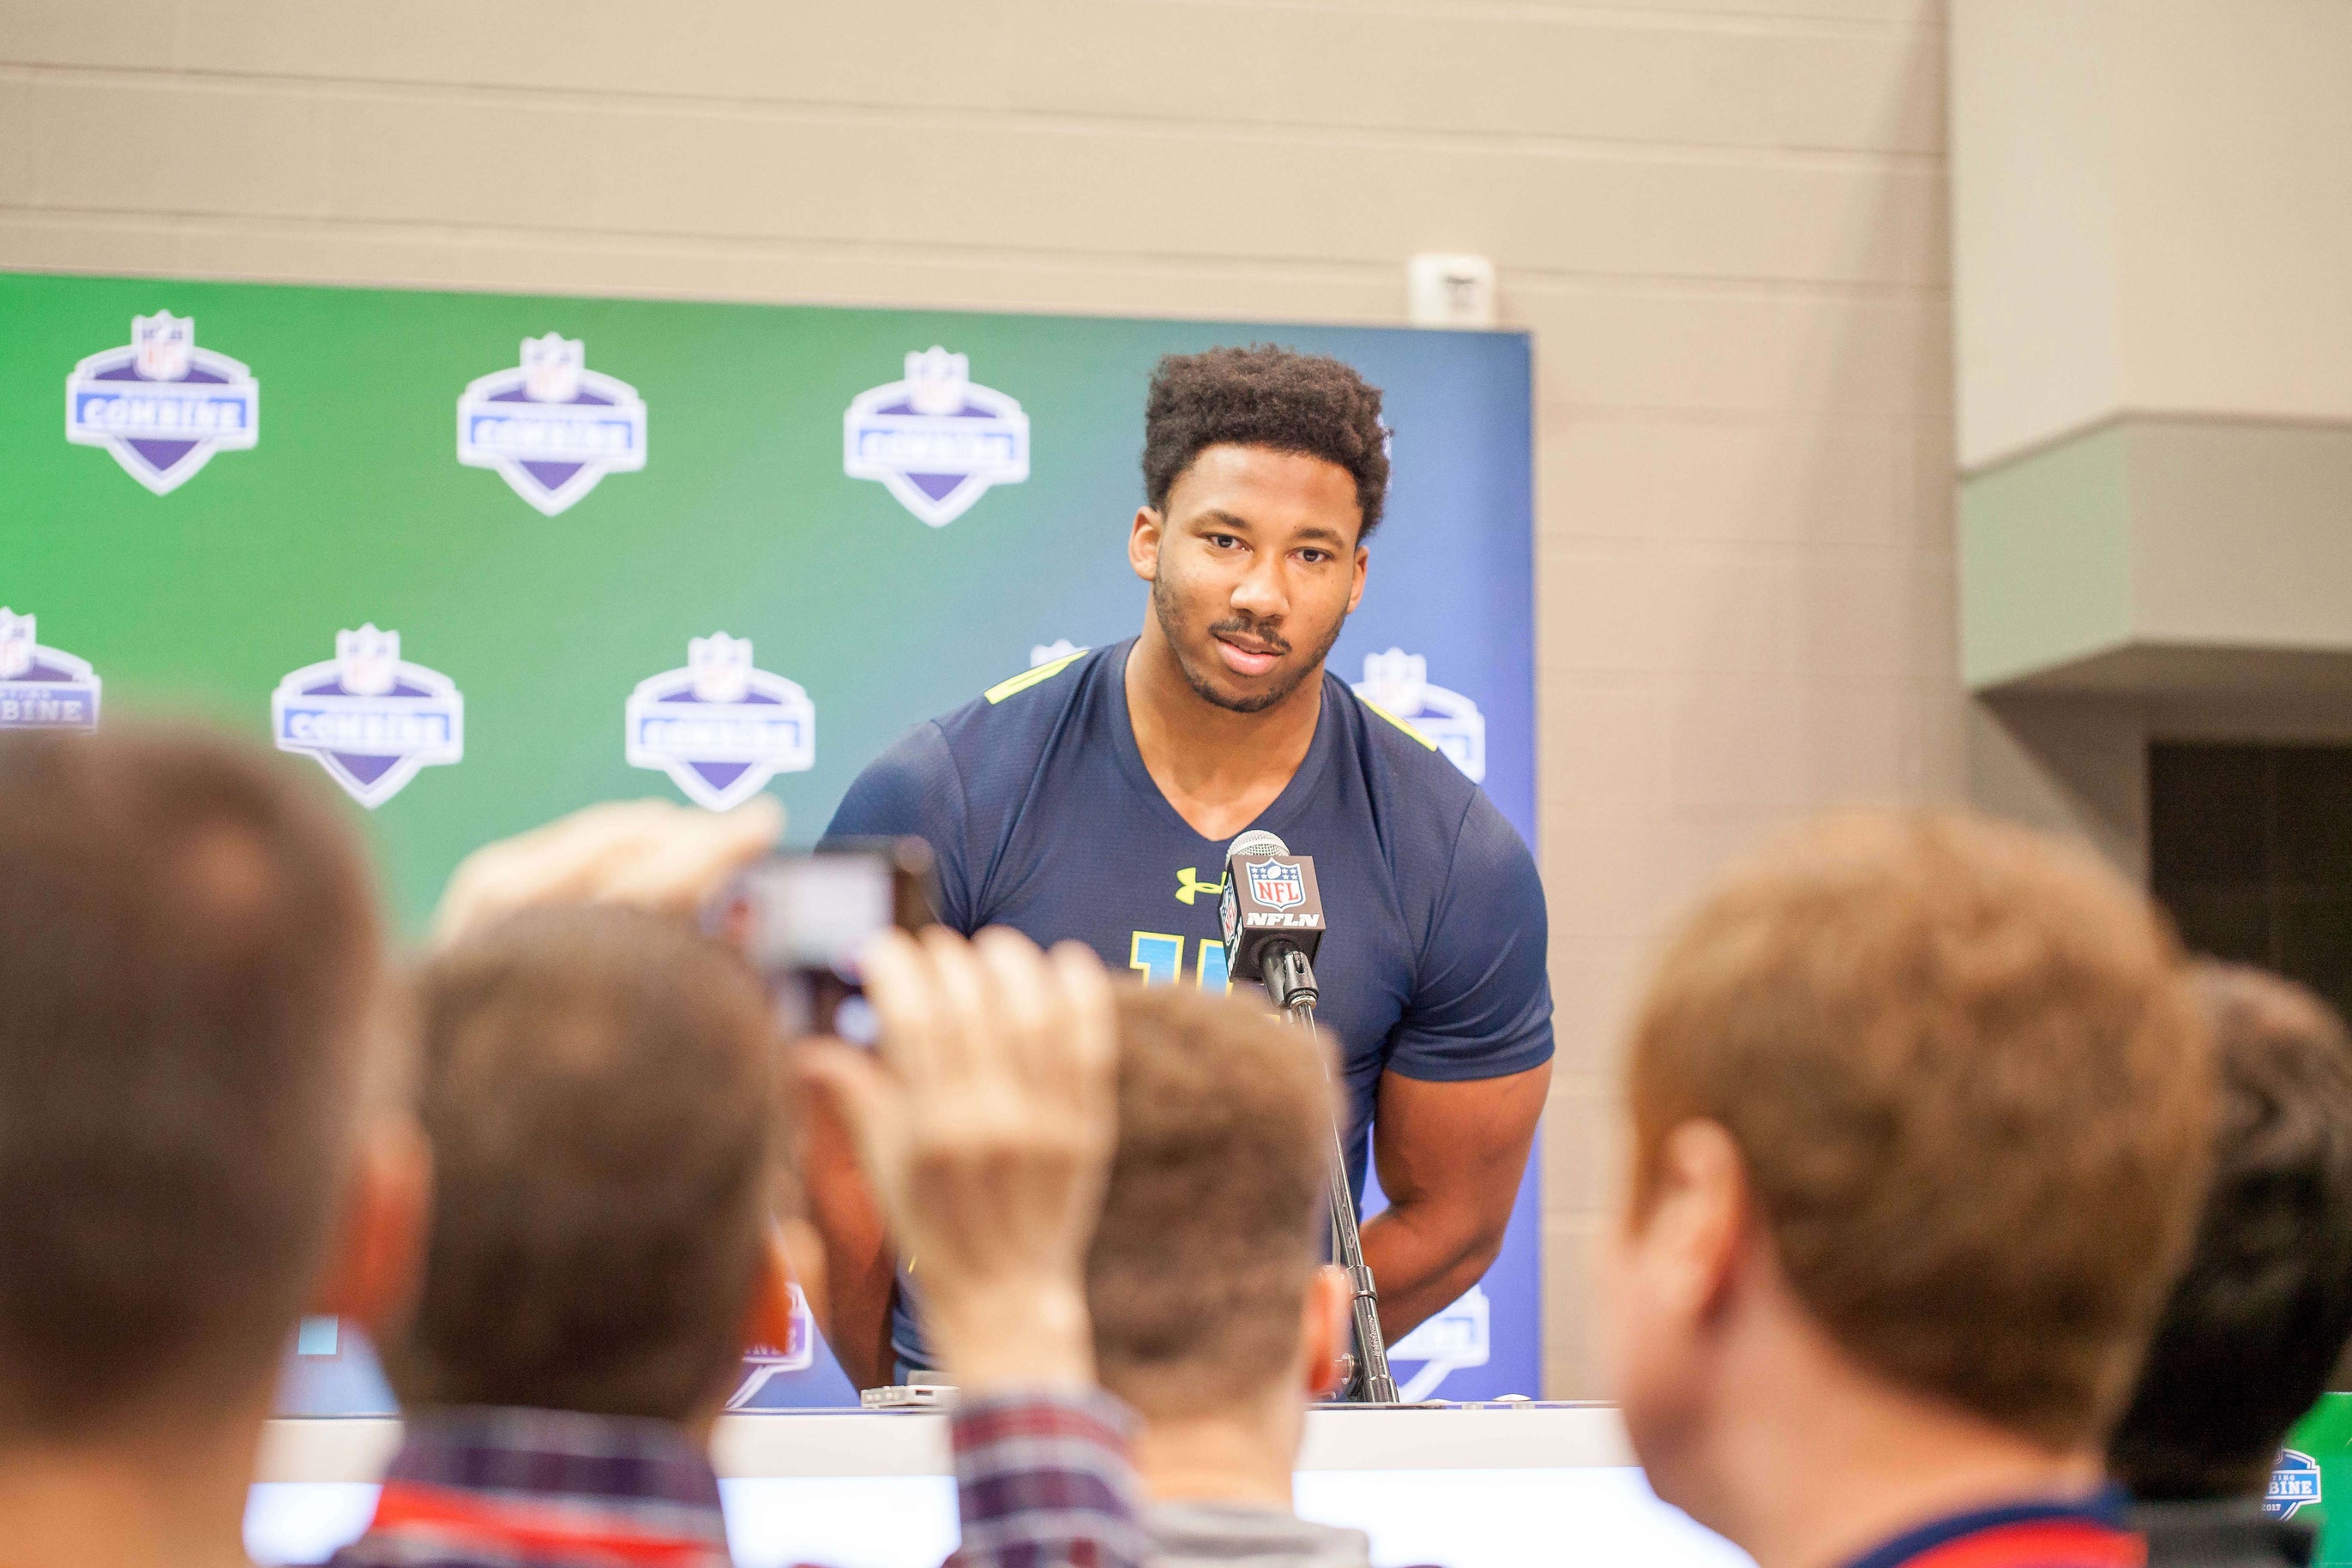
[843,347,1030,527]
[625,633,815,811]
[1247,858,1305,910]
[0,610,100,730]
[271,626,465,808]
[1353,647,1488,783]
[2267,1450,2321,1520]
[65,312,259,495]
[457,334,647,516]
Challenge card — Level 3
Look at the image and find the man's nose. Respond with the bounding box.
[1230,557,1288,621]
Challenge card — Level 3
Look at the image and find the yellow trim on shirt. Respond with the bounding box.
[984,649,1088,705]
[1359,697,1440,750]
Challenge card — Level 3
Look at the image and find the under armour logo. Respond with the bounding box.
[1174,867,1228,906]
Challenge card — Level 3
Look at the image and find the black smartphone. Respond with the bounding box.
[708,838,937,1043]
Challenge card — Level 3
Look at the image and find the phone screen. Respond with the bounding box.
[711,840,935,1043]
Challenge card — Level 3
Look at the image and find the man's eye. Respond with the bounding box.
[1299,550,1329,564]
[1208,533,1241,550]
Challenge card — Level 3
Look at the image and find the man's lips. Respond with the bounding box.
[1212,630,1284,678]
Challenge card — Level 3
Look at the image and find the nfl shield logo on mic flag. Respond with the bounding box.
[1247,858,1305,910]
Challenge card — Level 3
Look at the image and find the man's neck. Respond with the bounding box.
[0,1411,265,1568]
[1705,1349,2107,1568]
[1131,1404,1302,1512]
[1124,623,1325,844]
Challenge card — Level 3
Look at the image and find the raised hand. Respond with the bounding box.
[430,796,783,947]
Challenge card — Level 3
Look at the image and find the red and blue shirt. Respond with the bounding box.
[1846,1496,2144,1568]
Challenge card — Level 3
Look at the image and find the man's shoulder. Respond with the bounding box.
[929,642,1103,750]
[1324,674,1530,896]
[827,644,1108,847]
[1334,674,1482,822]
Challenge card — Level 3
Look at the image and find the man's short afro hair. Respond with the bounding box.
[1142,345,1390,540]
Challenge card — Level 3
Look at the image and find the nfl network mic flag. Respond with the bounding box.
[0,270,1538,1410]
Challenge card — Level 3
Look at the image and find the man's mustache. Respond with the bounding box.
[1206,616,1292,656]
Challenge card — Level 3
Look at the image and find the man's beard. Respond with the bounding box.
[1151,569,1346,715]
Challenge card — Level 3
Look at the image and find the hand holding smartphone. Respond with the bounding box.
[707,838,938,1042]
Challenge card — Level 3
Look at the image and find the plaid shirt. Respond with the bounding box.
[328,1391,1147,1568]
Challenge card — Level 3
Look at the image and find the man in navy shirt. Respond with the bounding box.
[815,345,1554,1386]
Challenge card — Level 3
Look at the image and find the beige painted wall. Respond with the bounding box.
[1952,0,2352,471]
[0,0,1962,1397]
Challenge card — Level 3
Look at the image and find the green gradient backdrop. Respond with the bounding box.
[0,268,1540,1408]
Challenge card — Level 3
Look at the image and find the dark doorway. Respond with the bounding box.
[2150,742,2352,1020]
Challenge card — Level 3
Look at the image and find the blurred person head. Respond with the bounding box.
[1131,346,1387,715]
[388,905,803,1427]
[1085,985,1348,1499]
[2109,963,2352,1502]
[1603,810,2214,1559]
[0,724,420,1567]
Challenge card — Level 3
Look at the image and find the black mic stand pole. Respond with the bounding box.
[1263,945,1400,1406]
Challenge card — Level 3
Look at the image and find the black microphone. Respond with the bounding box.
[1218,830,1399,1404]
[1220,830,1325,1008]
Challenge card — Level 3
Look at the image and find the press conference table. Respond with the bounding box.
[246,1402,1753,1568]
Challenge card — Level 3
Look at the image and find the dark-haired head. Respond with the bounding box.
[1130,347,1386,715]
[2109,962,2352,1500]
[1142,346,1389,541]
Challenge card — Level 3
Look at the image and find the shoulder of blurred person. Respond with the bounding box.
[1609,808,2216,1568]
[2111,964,2352,1565]
[2131,1497,2316,1568]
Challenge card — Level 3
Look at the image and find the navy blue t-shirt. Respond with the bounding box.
[822,639,1554,1369]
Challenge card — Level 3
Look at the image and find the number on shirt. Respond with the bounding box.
[1127,932,1230,994]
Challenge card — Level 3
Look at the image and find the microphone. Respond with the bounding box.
[1218,830,1399,1405]
[1220,829,1325,1005]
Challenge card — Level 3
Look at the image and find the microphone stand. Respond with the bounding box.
[1262,945,1400,1405]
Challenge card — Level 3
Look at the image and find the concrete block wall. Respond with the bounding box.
[0,0,1963,1397]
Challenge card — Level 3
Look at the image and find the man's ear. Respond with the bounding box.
[1302,1265,1352,1399]
[1129,508,1164,583]
[309,1114,432,1337]
[741,1223,809,1357]
[1346,543,1368,614]
[1647,1120,1750,1330]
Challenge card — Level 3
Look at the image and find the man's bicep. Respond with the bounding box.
[1386,794,1555,1082]
[801,1099,899,1391]
[1372,1064,1549,1211]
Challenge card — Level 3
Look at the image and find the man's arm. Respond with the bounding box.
[804,929,1146,1568]
[1361,1063,1549,1341]
[800,1091,900,1391]
[1370,787,1555,1342]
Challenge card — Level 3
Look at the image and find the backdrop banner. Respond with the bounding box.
[0,270,1540,1410]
